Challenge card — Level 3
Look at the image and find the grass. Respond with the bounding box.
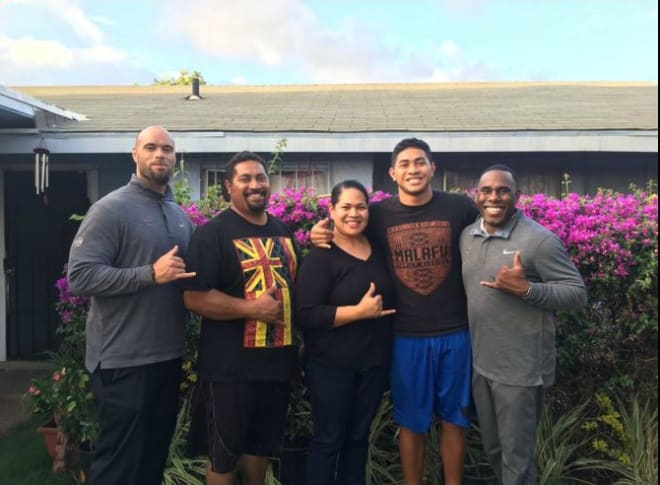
[0,416,76,485]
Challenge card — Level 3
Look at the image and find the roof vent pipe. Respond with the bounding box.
[187,78,201,100]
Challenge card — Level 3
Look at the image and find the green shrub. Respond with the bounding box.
[583,394,658,485]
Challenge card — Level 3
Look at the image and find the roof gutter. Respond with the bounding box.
[0,85,87,121]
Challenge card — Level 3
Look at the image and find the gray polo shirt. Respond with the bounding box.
[460,210,587,387]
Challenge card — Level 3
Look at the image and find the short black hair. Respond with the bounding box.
[330,179,369,206]
[391,137,432,166]
[224,151,267,179]
[480,164,519,187]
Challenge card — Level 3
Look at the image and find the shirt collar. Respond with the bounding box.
[469,209,521,239]
[129,174,174,201]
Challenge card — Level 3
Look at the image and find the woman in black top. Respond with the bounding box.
[296,180,395,485]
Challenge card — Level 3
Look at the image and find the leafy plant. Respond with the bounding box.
[24,271,97,448]
[364,395,493,484]
[537,401,607,485]
[154,69,206,86]
[283,369,312,446]
[24,372,62,420]
[52,274,96,445]
[585,394,658,485]
[464,422,496,483]
[267,138,288,176]
[366,393,402,484]
[172,155,193,205]
[162,395,206,485]
[519,186,658,414]
[179,315,201,398]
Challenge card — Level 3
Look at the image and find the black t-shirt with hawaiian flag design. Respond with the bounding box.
[185,209,299,382]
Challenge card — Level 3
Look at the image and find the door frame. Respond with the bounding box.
[0,165,98,361]
[0,168,5,361]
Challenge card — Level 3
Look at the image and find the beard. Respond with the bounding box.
[244,190,269,214]
[140,165,173,187]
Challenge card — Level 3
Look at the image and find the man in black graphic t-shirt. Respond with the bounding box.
[184,151,299,485]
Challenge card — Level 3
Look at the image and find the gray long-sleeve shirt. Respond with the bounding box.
[460,210,587,387]
[67,176,195,372]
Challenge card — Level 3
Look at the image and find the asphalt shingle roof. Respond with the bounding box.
[17,82,658,133]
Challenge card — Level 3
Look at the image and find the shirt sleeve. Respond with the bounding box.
[67,203,153,297]
[465,196,480,226]
[525,234,588,311]
[182,221,222,292]
[295,249,338,329]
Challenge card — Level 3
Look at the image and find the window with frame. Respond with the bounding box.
[204,169,224,193]
[270,161,330,195]
[203,161,330,196]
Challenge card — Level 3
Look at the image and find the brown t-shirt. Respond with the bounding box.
[368,191,478,336]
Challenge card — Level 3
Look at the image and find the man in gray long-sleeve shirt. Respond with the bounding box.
[460,164,587,485]
[67,126,196,485]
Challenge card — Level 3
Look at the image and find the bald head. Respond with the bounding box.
[135,126,174,149]
[132,126,176,193]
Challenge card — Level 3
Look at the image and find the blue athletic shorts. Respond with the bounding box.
[391,329,472,432]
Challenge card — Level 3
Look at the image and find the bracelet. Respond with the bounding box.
[523,285,532,297]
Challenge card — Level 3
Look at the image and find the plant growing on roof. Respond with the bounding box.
[154,69,207,86]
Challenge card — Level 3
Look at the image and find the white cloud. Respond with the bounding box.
[162,0,413,83]
[162,0,498,84]
[89,15,117,28]
[153,69,182,82]
[0,0,502,85]
[164,0,316,66]
[78,45,127,64]
[59,4,105,44]
[0,36,152,85]
[0,36,75,67]
[6,0,105,44]
[438,40,461,59]
[0,1,153,85]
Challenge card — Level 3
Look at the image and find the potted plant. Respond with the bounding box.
[23,270,97,474]
[24,372,60,458]
[24,364,96,471]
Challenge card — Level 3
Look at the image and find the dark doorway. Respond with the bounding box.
[4,171,90,359]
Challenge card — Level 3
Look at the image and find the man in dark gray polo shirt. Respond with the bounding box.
[67,126,196,485]
[460,164,587,485]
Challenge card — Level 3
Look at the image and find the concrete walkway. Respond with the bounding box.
[0,360,54,434]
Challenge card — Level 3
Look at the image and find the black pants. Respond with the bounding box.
[86,358,182,485]
[305,358,389,485]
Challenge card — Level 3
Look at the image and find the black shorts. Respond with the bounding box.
[187,380,291,474]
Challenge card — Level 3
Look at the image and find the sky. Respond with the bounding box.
[0,0,657,86]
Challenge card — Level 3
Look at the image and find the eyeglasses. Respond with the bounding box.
[478,187,514,196]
